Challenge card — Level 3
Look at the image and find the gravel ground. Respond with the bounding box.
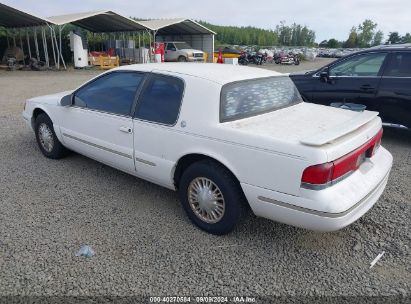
[259,57,336,73]
[0,63,409,302]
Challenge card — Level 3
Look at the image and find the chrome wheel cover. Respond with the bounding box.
[38,123,54,152]
[188,177,225,224]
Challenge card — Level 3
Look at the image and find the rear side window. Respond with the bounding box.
[74,72,144,116]
[135,74,184,125]
[384,52,411,77]
[220,76,302,122]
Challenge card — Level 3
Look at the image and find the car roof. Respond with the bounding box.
[369,43,411,50]
[115,63,284,85]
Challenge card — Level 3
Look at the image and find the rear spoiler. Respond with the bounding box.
[300,111,379,146]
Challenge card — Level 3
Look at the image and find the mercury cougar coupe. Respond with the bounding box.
[22,63,393,235]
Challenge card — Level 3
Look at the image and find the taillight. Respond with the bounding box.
[301,128,383,189]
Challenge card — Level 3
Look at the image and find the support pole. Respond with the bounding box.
[34,27,40,61]
[49,26,57,68]
[26,29,32,59]
[148,30,152,63]
[58,26,67,70]
[42,27,49,68]
[19,30,25,66]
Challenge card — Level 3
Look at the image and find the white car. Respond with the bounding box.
[22,63,393,235]
[164,42,204,62]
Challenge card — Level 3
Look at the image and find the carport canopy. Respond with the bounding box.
[0,2,51,28]
[139,18,216,35]
[47,11,148,32]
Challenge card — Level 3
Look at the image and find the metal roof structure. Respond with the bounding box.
[48,11,148,32]
[139,18,216,35]
[0,2,51,28]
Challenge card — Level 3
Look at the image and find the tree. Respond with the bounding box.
[319,40,328,47]
[401,33,411,43]
[357,19,377,47]
[344,27,358,48]
[372,30,384,46]
[387,32,401,44]
[327,38,341,48]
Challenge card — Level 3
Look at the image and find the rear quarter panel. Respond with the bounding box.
[149,74,325,196]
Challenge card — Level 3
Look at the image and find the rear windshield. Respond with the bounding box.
[220,76,302,122]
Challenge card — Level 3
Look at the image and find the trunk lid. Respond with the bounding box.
[224,102,382,160]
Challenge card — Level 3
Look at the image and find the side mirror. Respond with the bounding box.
[60,94,72,107]
[319,69,329,82]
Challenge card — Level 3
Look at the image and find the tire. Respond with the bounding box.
[178,56,187,62]
[179,160,248,235]
[34,113,68,159]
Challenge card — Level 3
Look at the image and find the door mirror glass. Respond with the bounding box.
[60,94,72,107]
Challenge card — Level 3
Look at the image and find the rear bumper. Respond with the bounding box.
[241,147,393,231]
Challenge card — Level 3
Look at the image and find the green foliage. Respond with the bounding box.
[198,20,315,47]
[343,21,384,48]
[275,21,316,46]
[199,21,278,46]
[386,32,411,44]
[387,32,401,44]
[402,33,411,43]
[357,19,377,47]
[372,30,384,46]
[343,26,358,48]
[326,38,341,48]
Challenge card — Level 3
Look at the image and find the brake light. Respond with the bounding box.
[301,128,383,189]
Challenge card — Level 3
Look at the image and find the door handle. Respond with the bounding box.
[119,126,133,134]
[360,85,376,92]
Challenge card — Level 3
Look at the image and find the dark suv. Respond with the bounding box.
[290,44,411,129]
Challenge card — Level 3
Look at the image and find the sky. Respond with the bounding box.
[3,0,410,42]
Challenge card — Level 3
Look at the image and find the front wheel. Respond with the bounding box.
[178,56,187,62]
[34,113,68,159]
[179,160,247,235]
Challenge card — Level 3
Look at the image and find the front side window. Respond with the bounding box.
[74,72,144,116]
[166,43,176,51]
[384,52,411,77]
[220,76,302,122]
[329,53,387,77]
[134,74,184,125]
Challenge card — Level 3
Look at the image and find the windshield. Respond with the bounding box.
[174,42,192,50]
[220,76,302,122]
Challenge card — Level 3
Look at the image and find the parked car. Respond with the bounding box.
[290,44,411,129]
[22,63,392,235]
[164,42,204,62]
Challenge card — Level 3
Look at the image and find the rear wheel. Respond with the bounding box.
[178,56,187,62]
[179,160,247,235]
[34,113,68,159]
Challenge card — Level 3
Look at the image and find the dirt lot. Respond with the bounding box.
[0,61,410,302]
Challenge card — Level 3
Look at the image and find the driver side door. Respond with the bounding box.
[164,43,178,62]
[58,71,146,174]
[312,52,388,112]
